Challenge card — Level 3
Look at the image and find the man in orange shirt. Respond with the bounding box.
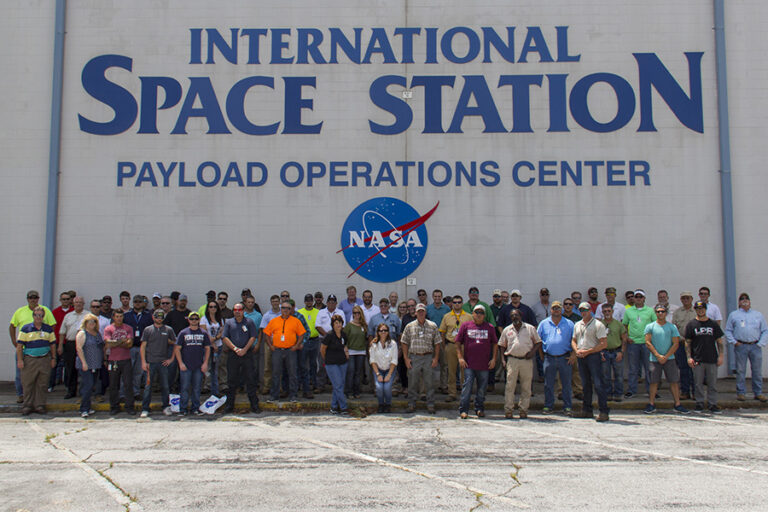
[264,302,307,403]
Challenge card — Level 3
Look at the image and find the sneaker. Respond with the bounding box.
[48,387,54,393]
[340,409,350,416]
[542,407,553,415]
[563,407,572,417]
[709,405,722,414]
[673,404,690,414]
[756,395,768,403]
[476,410,485,418]
[163,406,173,416]
[736,394,746,401]
[194,410,205,416]
[329,408,339,415]
[140,410,149,418]
[460,412,468,419]
[109,409,120,416]
[81,411,89,418]
[694,403,704,413]
[289,398,298,403]
[644,404,656,414]
[624,392,634,399]
[179,410,188,416]
[596,412,609,422]
[613,395,623,403]
[518,410,528,419]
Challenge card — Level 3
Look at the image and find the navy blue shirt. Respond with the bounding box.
[123,309,153,347]
[221,317,258,349]
[176,327,211,370]
[497,303,537,330]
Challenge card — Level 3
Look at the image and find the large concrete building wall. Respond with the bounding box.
[1,1,766,381]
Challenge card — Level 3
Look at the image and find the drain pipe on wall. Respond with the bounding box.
[713,0,737,373]
[43,0,66,306]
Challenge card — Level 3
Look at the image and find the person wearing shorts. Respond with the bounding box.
[643,304,689,414]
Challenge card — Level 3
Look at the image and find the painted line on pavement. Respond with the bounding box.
[27,421,141,511]
[469,418,768,477]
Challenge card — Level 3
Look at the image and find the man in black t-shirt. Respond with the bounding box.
[684,300,725,413]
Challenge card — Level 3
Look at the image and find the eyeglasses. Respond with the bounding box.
[353,311,361,315]
[161,301,171,305]
[233,308,244,311]
[209,305,218,308]
[378,329,389,333]
[540,293,549,296]
[280,295,290,298]
[280,306,290,310]
[564,303,573,306]
[452,301,462,304]
[90,304,100,308]
[27,296,39,300]
[33,313,44,318]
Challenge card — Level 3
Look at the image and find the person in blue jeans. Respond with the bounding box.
[321,314,348,414]
[174,312,211,416]
[456,305,498,419]
[140,310,176,418]
[598,304,628,401]
[369,323,398,413]
[75,314,104,418]
[537,301,576,415]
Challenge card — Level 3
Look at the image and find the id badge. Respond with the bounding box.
[741,320,746,327]
[242,325,248,333]
[451,329,458,337]
[281,334,285,342]
[135,329,140,337]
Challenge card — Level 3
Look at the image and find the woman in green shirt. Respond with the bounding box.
[343,305,369,399]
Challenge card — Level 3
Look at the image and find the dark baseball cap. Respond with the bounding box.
[304,293,314,301]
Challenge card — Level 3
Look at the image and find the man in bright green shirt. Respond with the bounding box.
[621,290,656,398]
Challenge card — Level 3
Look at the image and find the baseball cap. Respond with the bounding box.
[634,289,646,297]
[304,293,314,301]
[739,293,750,301]
[551,300,562,308]
[510,289,522,297]
[241,288,251,295]
[153,309,165,319]
[178,294,188,301]
[206,290,216,299]
[187,311,200,319]
[415,303,427,312]
[27,290,40,299]
[327,294,337,302]
[152,292,162,299]
[473,304,486,313]
[468,287,479,294]
[492,289,502,297]
[654,303,668,312]
[578,302,591,311]
[694,300,707,309]
[605,287,616,294]
[680,291,693,298]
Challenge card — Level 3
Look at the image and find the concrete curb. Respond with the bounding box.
[3,398,767,415]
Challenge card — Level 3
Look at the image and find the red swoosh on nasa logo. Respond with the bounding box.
[338,201,439,278]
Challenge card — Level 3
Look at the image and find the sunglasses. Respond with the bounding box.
[378,329,389,333]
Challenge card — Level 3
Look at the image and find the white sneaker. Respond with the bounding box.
[140,410,149,418]
[81,411,89,418]
[163,406,173,416]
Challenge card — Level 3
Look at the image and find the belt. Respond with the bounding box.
[606,347,622,352]
[507,354,528,360]
[410,352,433,356]
[738,340,758,345]
[545,352,571,358]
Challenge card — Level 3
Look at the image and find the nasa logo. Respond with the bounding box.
[339,197,439,283]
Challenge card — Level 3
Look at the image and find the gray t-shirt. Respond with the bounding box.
[141,324,176,363]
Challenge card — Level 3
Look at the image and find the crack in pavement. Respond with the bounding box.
[26,421,141,511]
[241,416,530,509]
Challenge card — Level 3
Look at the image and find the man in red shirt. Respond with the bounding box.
[456,305,498,419]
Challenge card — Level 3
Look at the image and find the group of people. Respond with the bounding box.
[10,284,767,420]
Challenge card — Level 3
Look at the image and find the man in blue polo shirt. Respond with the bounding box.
[537,301,575,415]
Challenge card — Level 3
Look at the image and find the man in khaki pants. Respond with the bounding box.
[438,295,473,402]
[498,310,541,419]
